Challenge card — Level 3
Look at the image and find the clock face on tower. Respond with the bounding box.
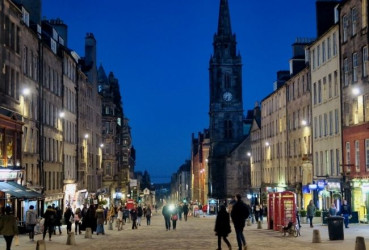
[223,91,232,102]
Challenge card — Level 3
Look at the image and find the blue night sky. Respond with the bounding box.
[43,0,317,183]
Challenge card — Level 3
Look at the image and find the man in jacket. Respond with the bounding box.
[231,194,250,250]
[26,205,37,241]
[340,199,352,228]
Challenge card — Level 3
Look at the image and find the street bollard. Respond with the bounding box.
[247,219,251,226]
[257,221,262,229]
[66,232,76,245]
[85,227,92,238]
[312,229,321,243]
[36,240,46,250]
[355,236,366,250]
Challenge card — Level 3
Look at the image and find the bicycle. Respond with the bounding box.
[279,221,301,237]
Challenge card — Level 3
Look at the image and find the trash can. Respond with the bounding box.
[327,216,344,240]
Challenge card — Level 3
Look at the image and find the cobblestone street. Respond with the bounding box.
[2,213,369,250]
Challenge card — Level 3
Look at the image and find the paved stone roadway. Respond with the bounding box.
[2,213,369,250]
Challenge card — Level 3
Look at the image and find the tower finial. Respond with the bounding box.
[217,0,232,36]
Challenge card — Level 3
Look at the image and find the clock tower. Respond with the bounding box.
[208,0,243,200]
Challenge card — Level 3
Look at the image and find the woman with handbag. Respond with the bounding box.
[171,207,178,230]
[0,206,19,250]
[26,205,38,241]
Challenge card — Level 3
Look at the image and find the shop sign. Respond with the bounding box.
[327,182,341,191]
[0,171,18,180]
[130,179,137,187]
[317,181,326,189]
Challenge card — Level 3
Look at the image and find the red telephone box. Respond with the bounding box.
[267,192,275,230]
[273,192,281,231]
[280,191,296,226]
[268,191,296,231]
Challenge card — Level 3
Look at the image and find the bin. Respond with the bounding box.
[327,216,344,240]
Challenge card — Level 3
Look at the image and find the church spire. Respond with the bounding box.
[217,0,232,37]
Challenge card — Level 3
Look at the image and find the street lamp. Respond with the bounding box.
[301,120,307,126]
[59,112,65,118]
[84,134,89,139]
[352,87,360,96]
[22,88,30,96]
[265,141,270,147]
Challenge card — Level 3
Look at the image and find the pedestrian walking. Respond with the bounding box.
[85,205,97,234]
[177,204,183,221]
[117,207,124,230]
[103,207,108,225]
[214,205,232,250]
[26,205,37,241]
[137,205,143,226]
[146,205,152,225]
[329,203,337,216]
[307,200,316,228]
[130,206,138,230]
[0,206,19,250]
[54,206,62,235]
[107,205,115,225]
[162,203,171,230]
[296,206,301,228]
[123,206,130,224]
[74,208,82,234]
[340,200,352,228]
[183,203,189,221]
[171,208,178,230]
[96,205,105,235]
[64,206,74,233]
[43,205,56,241]
[231,194,250,250]
[254,202,261,222]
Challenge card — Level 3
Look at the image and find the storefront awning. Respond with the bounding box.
[0,182,43,200]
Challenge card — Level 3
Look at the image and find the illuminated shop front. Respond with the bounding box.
[64,183,77,210]
[351,179,369,221]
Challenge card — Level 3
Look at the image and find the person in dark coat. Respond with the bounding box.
[162,204,171,230]
[137,205,143,226]
[130,206,138,229]
[215,205,232,250]
[84,205,97,234]
[231,194,250,250]
[146,205,152,225]
[43,206,56,241]
[54,206,62,235]
[63,207,74,233]
[182,203,189,221]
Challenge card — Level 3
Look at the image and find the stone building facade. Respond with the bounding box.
[339,0,369,220]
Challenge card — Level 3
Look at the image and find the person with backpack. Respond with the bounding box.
[231,194,250,250]
[26,205,37,241]
[43,206,56,241]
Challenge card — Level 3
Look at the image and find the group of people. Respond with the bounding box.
[215,194,250,250]
[105,204,154,231]
[161,202,190,231]
[306,199,352,228]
